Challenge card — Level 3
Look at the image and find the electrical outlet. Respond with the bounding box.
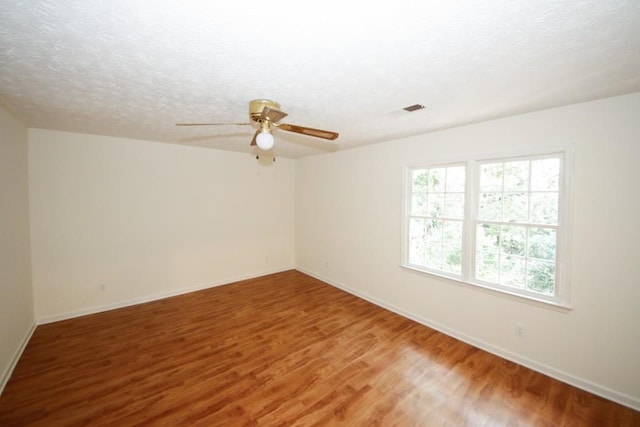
[515,323,525,338]
[100,283,107,292]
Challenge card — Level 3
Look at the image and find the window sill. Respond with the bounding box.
[400,264,573,312]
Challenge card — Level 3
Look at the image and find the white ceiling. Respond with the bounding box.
[1,1,639,158]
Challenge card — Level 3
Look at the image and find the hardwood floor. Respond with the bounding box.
[1,270,638,426]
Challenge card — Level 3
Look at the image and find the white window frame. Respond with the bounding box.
[405,162,467,279]
[401,147,573,309]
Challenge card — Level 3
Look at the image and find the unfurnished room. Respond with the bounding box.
[1,1,639,425]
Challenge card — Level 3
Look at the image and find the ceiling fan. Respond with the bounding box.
[176,99,339,152]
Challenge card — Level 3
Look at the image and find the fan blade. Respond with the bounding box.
[250,130,259,146]
[175,122,251,126]
[261,107,288,123]
[276,123,339,140]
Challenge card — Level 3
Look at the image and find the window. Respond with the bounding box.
[404,151,571,306]
[408,165,466,276]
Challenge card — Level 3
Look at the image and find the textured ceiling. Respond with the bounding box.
[1,1,639,158]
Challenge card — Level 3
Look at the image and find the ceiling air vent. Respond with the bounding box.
[403,104,425,112]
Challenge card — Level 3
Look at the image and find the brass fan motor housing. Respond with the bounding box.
[249,99,281,122]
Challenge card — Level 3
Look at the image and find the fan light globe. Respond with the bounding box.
[256,131,274,150]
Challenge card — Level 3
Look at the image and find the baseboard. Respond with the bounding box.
[297,267,640,412]
[0,322,36,396]
[37,267,293,325]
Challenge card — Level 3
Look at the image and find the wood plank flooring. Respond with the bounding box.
[1,270,638,426]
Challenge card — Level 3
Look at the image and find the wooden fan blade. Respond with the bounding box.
[277,123,339,140]
[175,122,252,126]
[261,107,288,123]
[250,130,259,146]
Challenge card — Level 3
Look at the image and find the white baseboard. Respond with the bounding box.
[297,267,640,412]
[37,267,293,325]
[0,322,36,396]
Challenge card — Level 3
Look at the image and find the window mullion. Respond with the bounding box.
[462,160,476,282]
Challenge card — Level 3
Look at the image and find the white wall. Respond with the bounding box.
[29,130,295,321]
[0,104,34,392]
[295,92,640,408]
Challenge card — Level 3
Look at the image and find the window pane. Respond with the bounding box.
[443,246,462,274]
[427,193,445,217]
[503,192,528,223]
[408,218,427,265]
[527,259,555,295]
[479,192,502,221]
[531,158,559,191]
[412,170,429,192]
[443,220,463,275]
[528,227,556,261]
[504,161,529,191]
[476,223,500,253]
[500,255,526,288]
[444,193,465,219]
[500,225,526,256]
[476,251,499,283]
[425,219,443,244]
[411,192,428,216]
[446,166,465,192]
[480,163,503,191]
[425,244,443,270]
[428,168,445,192]
[444,220,463,245]
[530,193,558,225]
